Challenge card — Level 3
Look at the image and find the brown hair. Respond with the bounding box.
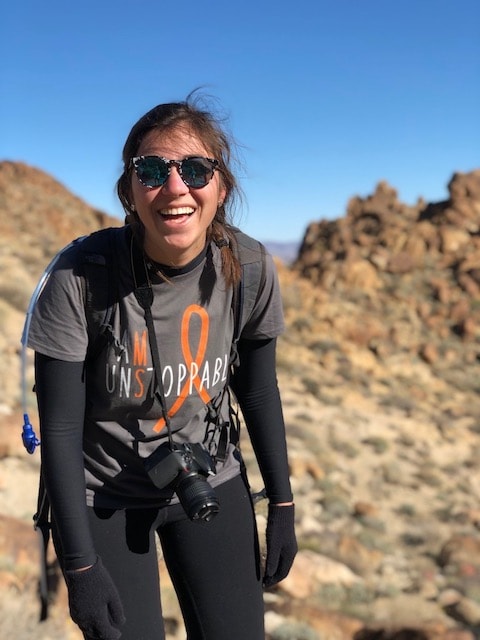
[116,92,242,286]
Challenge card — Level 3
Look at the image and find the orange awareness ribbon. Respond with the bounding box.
[153,304,211,432]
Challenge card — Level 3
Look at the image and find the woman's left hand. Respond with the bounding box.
[263,503,298,588]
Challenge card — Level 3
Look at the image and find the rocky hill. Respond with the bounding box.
[1,160,480,639]
[0,161,120,410]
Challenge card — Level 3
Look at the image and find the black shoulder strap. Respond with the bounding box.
[79,226,127,360]
[217,230,267,458]
[231,227,267,345]
[33,470,50,621]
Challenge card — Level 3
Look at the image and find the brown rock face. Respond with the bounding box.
[293,170,480,363]
[295,170,480,292]
[0,161,121,410]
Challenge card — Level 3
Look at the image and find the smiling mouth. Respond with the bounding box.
[159,207,195,220]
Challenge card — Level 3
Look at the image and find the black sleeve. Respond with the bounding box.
[34,353,97,571]
[230,338,293,504]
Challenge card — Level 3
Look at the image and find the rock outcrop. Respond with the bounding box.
[0,161,120,410]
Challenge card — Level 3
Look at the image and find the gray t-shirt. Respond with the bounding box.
[28,226,284,508]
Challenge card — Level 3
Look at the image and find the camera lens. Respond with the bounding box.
[176,473,220,522]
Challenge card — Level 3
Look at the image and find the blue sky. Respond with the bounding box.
[2,1,479,242]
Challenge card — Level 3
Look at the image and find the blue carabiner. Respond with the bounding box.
[22,414,40,454]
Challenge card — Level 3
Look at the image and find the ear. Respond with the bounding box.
[218,186,227,207]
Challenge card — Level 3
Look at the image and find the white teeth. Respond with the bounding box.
[160,207,194,216]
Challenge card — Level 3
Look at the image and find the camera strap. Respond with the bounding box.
[130,235,175,447]
[129,234,235,460]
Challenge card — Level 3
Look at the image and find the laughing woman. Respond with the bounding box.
[28,93,297,640]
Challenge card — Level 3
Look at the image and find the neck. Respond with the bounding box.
[143,235,208,268]
[146,244,208,277]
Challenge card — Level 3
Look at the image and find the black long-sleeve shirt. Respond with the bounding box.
[35,337,292,570]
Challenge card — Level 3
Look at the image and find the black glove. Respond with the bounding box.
[65,556,126,639]
[263,503,298,588]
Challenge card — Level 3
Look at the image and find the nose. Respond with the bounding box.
[161,165,189,196]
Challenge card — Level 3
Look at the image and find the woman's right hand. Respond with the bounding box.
[65,556,126,639]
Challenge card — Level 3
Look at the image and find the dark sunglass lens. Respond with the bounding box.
[135,157,168,187]
[182,158,214,188]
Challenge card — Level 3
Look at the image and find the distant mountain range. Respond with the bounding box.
[263,240,300,264]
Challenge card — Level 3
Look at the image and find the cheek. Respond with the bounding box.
[199,188,222,215]
[130,176,140,204]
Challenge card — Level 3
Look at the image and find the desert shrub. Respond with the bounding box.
[396,503,416,517]
[362,436,389,454]
[270,622,320,640]
[0,281,32,313]
[321,494,351,519]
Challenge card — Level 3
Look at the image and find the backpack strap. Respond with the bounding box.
[33,469,50,621]
[78,226,128,360]
[216,228,267,458]
[230,227,267,355]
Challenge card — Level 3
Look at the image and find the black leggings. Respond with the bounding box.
[84,474,264,640]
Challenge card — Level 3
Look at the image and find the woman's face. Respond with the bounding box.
[130,126,226,266]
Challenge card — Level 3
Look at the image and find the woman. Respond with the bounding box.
[28,94,297,640]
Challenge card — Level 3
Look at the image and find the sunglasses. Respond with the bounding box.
[131,155,218,189]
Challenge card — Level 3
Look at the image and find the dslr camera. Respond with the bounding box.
[144,442,219,522]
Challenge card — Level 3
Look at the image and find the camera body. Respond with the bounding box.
[144,442,220,522]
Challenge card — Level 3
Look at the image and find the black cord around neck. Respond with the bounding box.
[130,235,174,447]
